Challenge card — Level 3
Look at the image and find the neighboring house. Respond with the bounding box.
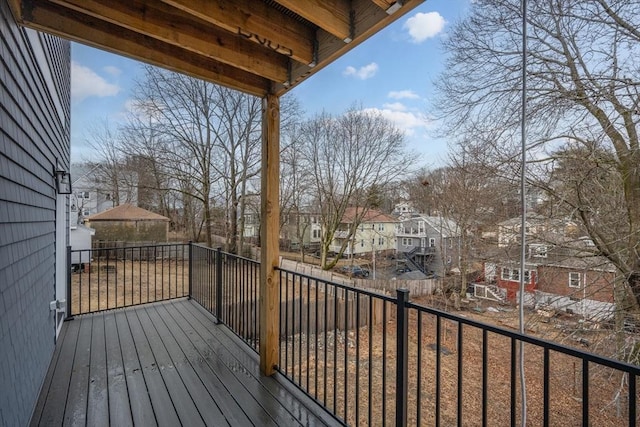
[280,209,322,251]
[70,163,139,225]
[396,215,460,277]
[85,204,170,244]
[329,207,397,256]
[0,7,70,425]
[497,213,577,248]
[484,240,616,320]
[392,201,415,218]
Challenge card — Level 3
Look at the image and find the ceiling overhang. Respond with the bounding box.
[9,0,424,97]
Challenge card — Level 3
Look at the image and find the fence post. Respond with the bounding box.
[188,241,193,299]
[216,247,223,324]
[66,245,73,319]
[396,289,409,427]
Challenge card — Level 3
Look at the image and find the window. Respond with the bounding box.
[81,210,90,217]
[502,268,531,282]
[429,238,436,247]
[379,237,384,245]
[569,272,581,288]
[360,240,364,247]
[531,244,547,258]
[78,191,90,199]
[378,224,384,231]
[402,238,413,246]
[372,239,375,246]
[312,229,320,239]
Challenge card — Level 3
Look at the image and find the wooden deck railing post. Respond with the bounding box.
[259,92,280,376]
[396,289,409,427]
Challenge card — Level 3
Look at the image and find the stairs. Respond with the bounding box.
[401,250,427,274]
[473,284,506,302]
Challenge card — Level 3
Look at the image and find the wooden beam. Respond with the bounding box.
[275,0,424,95]
[370,0,399,12]
[161,0,315,66]
[273,0,352,42]
[259,93,280,376]
[20,0,270,96]
[50,0,288,83]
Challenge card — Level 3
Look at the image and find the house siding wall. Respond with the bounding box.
[536,265,614,303]
[0,2,70,425]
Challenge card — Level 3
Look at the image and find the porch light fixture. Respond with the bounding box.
[55,168,72,194]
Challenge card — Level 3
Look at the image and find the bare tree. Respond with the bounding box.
[299,106,413,269]
[130,66,228,246]
[434,0,640,311]
[84,121,138,208]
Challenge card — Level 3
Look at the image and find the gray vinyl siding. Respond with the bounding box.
[0,1,70,425]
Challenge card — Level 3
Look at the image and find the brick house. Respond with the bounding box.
[485,240,616,320]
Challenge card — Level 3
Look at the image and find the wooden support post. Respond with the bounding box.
[259,92,280,376]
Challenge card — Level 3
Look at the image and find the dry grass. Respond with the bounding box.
[70,259,189,315]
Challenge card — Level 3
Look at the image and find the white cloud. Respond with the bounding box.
[103,65,122,77]
[363,107,432,136]
[343,62,379,80]
[388,90,420,100]
[382,102,407,112]
[71,61,120,103]
[404,12,446,43]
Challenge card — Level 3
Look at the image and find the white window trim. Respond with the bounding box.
[569,272,581,288]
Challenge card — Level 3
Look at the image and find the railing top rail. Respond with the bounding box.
[72,242,189,252]
[276,266,397,303]
[406,300,640,375]
[191,244,260,265]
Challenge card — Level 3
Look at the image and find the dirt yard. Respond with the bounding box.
[70,259,189,315]
[279,291,638,426]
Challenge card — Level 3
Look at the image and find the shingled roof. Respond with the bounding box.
[85,204,169,222]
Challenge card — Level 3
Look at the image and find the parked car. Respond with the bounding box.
[339,265,370,278]
[395,265,411,273]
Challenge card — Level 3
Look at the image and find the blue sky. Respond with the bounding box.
[71,0,472,166]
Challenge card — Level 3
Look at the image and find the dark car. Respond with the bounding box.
[395,265,411,273]
[339,265,370,278]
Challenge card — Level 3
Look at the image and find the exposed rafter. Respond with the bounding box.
[9,0,424,96]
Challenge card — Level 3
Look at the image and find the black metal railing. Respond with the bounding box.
[190,244,260,351]
[64,241,639,424]
[275,266,640,426]
[68,243,189,315]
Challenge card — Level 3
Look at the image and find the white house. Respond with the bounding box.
[329,207,397,256]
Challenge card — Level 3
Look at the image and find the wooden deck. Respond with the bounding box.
[30,299,340,426]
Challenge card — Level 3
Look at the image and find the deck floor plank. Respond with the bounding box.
[86,314,109,427]
[142,305,228,426]
[38,319,80,426]
[31,299,341,427]
[63,316,92,427]
[29,321,69,427]
[124,308,181,427]
[113,310,156,426]
[134,306,206,427]
[159,302,276,426]
[179,300,326,426]
[103,311,133,426]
